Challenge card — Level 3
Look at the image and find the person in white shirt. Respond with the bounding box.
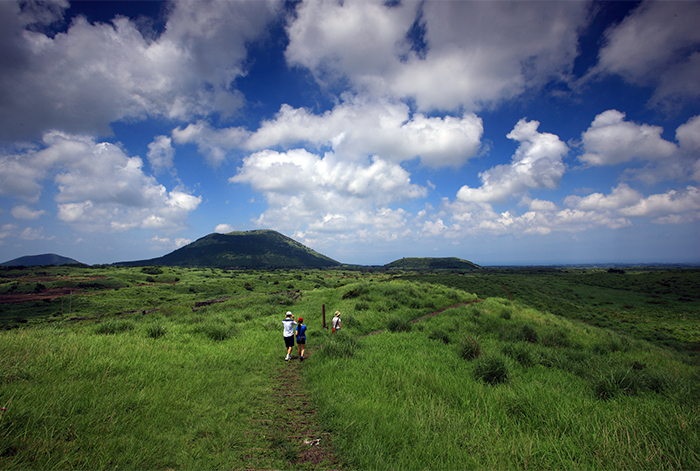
[282,311,296,361]
[331,311,341,333]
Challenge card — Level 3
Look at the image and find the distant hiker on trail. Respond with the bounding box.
[283,311,296,361]
[331,311,341,333]
[296,317,307,361]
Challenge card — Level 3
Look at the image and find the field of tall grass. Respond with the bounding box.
[1,266,698,469]
[306,295,699,469]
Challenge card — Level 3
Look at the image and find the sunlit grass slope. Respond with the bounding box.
[0,273,471,469]
[305,288,700,470]
[1,270,698,470]
[402,269,700,350]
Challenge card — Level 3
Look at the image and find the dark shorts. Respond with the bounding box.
[296,337,306,345]
[284,335,294,348]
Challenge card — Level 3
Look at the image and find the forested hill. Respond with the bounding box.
[0,253,81,267]
[115,230,341,269]
[384,257,481,270]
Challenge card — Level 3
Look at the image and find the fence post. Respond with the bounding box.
[322,304,326,329]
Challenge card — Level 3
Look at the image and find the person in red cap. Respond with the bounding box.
[296,316,307,361]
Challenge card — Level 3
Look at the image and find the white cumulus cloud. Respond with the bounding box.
[11,205,47,220]
[147,135,176,175]
[457,118,568,204]
[286,0,590,111]
[0,131,201,232]
[230,148,426,233]
[215,224,235,233]
[591,1,700,110]
[0,0,282,141]
[579,110,678,166]
[174,99,483,168]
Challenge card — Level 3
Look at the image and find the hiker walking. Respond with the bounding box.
[296,317,307,361]
[331,311,341,333]
[283,311,296,361]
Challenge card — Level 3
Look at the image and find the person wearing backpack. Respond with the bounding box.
[283,311,296,361]
[296,317,307,361]
[331,311,341,333]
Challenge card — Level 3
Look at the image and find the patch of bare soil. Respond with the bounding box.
[257,351,341,470]
[0,276,110,304]
[0,288,79,304]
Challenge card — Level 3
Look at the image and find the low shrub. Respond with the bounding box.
[473,355,510,384]
[594,367,640,400]
[538,349,567,370]
[387,317,412,333]
[428,328,450,344]
[641,369,671,394]
[521,324,539,343]
[541,328,571,348]
[341,314,358,328]
[458,335,482,360]
[194,323,237,341]
[501,342,534,366]
[94,319,134,335]
[355,300,370,311]
[342,284,370,300]
[377,299,399,312]
[498,306,512,320]
[146,322,167,339]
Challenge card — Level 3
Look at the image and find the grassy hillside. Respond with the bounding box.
[398,268,700,351]
[117,230,340,269]
[384,257,481,271]
[1,267,698,469]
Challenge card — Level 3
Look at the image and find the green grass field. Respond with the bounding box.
[1,266,698,469]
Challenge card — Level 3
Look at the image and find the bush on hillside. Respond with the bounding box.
[342,284,370,300]
[474,355,510,385]
[146,322,167,339]
[387,317,412,333]
[428,328,450,344]
[355,300,370,311]
[594,365,672,400]
[498,306,512,320]
[458,335,482,360]
[193,323,237,341]
[541,328,571,348]
[501,342,534,366]
[94,319,135,335]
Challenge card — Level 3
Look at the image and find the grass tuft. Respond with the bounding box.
[458,335,482,360]
[319,331,359,358]
[387,317,412,333]
[501,342,534,366]
[146,322,167,339]
[473,355,510,384]
[428,328,450,344]
[94,319,134,335]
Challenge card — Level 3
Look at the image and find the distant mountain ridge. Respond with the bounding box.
[1,253,81,267]
[116,229,341,269]
[384,257,481,270]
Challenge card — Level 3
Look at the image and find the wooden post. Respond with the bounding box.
[322,304,326,329]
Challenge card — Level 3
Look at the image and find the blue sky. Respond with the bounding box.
[1,0,699,266]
